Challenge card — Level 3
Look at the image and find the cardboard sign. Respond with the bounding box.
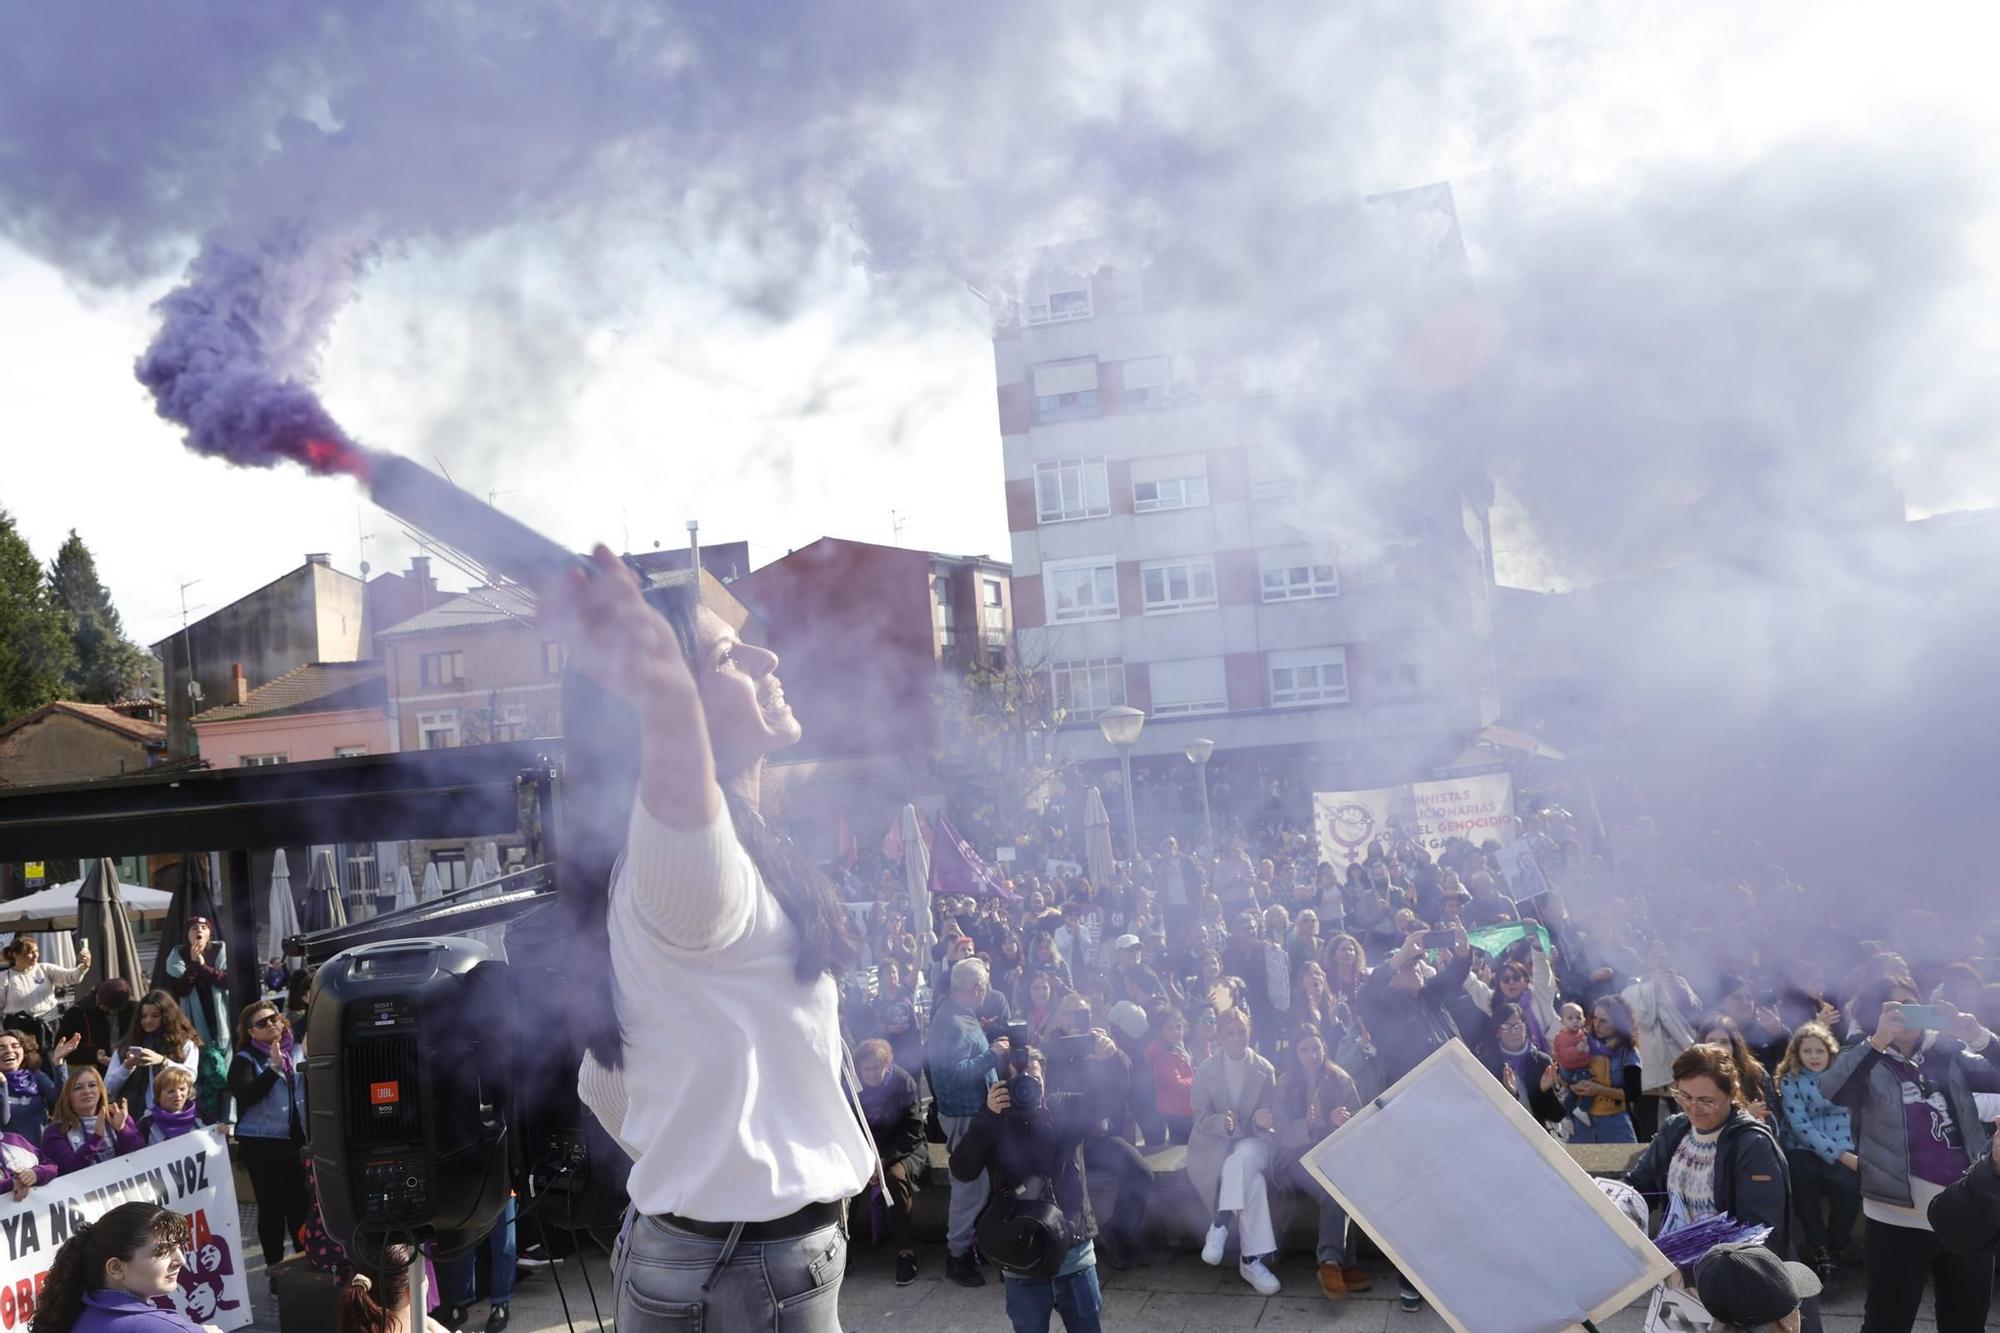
[1300,1042,1672,1332]
[0,1126,252,1330]
[1495,840,1551,903]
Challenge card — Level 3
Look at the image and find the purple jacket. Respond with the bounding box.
[0,1129,55,1185]
[70,1289,202,1333]
[38,1116,142,1176]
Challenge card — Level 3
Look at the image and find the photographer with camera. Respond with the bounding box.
[1042,994,1153,1270]
[950,1042,1104,1333]
[928,956,1012,1287]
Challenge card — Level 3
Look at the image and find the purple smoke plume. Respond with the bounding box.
[133,230,365,470]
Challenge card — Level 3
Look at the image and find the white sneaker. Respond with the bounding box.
[1239,1257,1282,1296]
[1201,1224,1228,1266]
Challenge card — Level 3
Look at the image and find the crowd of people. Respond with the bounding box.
[835,800,2000,1332]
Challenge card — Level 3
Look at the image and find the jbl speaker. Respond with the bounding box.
[304,937,513,1255]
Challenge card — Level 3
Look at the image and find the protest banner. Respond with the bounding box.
[1301,1042,1671,1332]
[1494,839,1551,903]
[0,1126,252,1330]
[1312,787,1399,865]
[1407,774,1516,854]
[1314,773,1516,866]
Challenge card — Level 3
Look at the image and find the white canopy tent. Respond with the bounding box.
[0,878,172,932]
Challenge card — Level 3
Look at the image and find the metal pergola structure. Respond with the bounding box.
[0,741,563,1016]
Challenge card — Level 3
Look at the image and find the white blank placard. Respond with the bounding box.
[1301,1041,1673,1333]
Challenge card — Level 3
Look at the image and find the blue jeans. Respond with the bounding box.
[437,1197,517,1306]
[1569,1110,1636,1143]
[1002,1265,1102,1333]
[612,1207,846,1332]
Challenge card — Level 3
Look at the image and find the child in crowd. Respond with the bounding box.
[1552,1002,1593,1087]
[1145,1008,1198,1144]
[139,1066,203,1145]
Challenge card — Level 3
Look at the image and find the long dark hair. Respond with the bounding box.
[336,1241,418,1333]
[563,576,857,1071]
[122,989,201,1053]
[30,1201,189,1333]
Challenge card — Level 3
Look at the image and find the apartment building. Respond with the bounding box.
[994,185,1501,835]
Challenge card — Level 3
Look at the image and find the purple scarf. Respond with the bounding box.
[147,1102,201,1141]
[2,1069,35,1125]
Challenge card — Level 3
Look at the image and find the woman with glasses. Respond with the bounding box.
[1476,1002,1566,1129]
[229,1000,308,1269]
[1623,1043,1794,1258]
[1820,977,2000,1333]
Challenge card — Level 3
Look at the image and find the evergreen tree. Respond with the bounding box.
[48,529,152,702]
[0,510,75,722]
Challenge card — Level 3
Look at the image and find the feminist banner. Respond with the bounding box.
[1313,773,1515,863]
[0,1126,252,1330]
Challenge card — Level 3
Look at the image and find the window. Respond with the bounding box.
[1112,265,1178,314]
[1269,647,1350,707]
[1121,354,1198,408]
[431,849,469,893]
[1369,663,1425,697]
[420,650,465,688]
[982,578,1004,608]
[1046,559,1119,623]
[417,710,459,750]
[541,640,565,676]
[1050,658,1126,721]
[935,574,958,648]
[1140,558,1217,614]
[1131,452,1209,513]
[240,753,287,767]
[1149,657,1227,716]
[333,745,368,758]
[1024,269,1092,325]
[488,706,529,743]
[344,847,378,901]
[1033,360,1101,422]
[1260,545,1339,601]
[1035,458,1110,523]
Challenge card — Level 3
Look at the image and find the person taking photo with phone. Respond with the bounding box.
[1820,978,2000,1333]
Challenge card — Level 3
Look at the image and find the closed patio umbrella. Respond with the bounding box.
[261,849,302,964]
[421,861,444,904]
[301,849,349,933]
[1085,786,1116,889]
[77,858,145,998]
[900,804,933,948]
[392,864,418,913]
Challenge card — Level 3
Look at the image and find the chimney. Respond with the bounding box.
[231,663,248,705]
[305,552,332,567]
[687,519,701,578]
[409,555,434,589]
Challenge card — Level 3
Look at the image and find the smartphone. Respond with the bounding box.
[1895,1004,1953,1031]
[1419,930,1457,949]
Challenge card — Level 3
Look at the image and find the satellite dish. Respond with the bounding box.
[187,680,204,701]
[360,559,372,577]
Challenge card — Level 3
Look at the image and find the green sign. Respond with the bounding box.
[1464,921,1551,959]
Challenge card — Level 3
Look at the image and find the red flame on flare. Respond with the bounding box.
[299,437,371,482]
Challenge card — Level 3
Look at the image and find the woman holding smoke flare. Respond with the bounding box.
[556,549,872,1333]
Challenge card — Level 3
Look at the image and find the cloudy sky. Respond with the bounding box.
[2,3,1996,646]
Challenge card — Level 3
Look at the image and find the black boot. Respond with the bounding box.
[436,1306,470,1331]
[944,1251,985,1287]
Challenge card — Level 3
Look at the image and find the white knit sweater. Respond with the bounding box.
[577,794,872,1222]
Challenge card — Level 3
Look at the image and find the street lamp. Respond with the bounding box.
[1097,706,1146,861]
[1185,737,1215,854]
